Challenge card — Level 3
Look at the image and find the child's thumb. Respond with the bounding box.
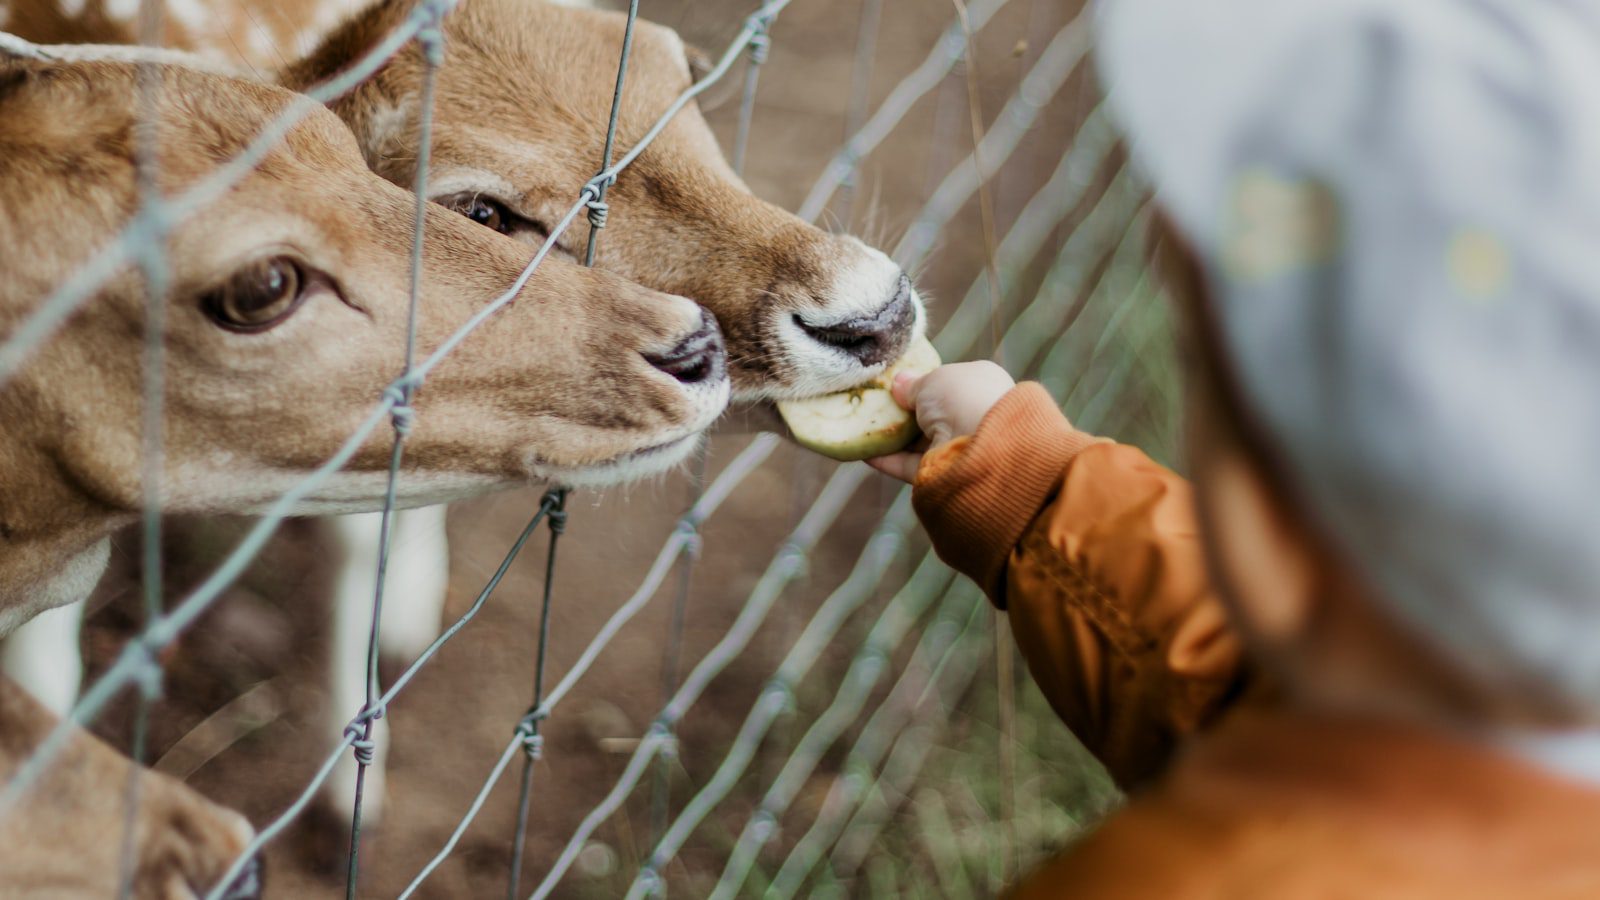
[891,370,924,411]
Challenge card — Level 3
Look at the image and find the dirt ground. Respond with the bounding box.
[77,0,1123,896]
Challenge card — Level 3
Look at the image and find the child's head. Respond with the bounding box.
[1103,1,1600,727]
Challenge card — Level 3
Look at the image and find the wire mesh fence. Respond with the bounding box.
[0,0,1172,896]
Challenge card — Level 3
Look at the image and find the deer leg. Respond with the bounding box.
[321,513,391,825]
[317,507,449,824]
[378,505,452,662]
[0,602,85,715]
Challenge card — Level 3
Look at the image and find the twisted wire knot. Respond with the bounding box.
[383,385,417,437]
[777,542,808,578]
[417,25,445,67]
[750,808,779,842]
[515,709,548,759]
[747,31,772,65]
[539,488,568,533]
[744,10,776,39]
[343,700,386,766]
[762,678,795,712]
[647,722,680,761]
[635,866,663,897]
[674,518,703,559]
[130,638,164,702]
[580,175,617,230]
[344,723,377,766]
[544,493,570,534]
[391,404,417,437]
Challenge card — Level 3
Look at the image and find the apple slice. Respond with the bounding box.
[776,337,941,462]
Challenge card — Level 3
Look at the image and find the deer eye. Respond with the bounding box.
[201,257,306,332]
[454,194,511,233]
[438,192,552,242]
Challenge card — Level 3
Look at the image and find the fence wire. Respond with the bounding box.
[116,4,171,898]
[0,0,1161,895]
[0,0,792,876]
[498,9,1142,895]
[644,121,1138,900]
[0,0,791,791]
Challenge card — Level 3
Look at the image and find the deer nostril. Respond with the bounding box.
[645,308,726,386]
[795,274,915,368]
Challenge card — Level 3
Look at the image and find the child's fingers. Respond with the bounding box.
[891,370,925,411]
[866,451,922,483]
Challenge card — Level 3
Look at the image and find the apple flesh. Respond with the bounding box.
[777,337,942,462]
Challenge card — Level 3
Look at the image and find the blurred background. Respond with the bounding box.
[81,0,1177,895]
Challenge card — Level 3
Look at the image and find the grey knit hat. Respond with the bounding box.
[1096,0,1600,707]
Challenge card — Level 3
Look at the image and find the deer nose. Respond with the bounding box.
[795,274,915,368]
[645,308,726,386]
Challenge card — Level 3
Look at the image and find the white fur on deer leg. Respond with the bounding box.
[327,513,392,823]
[378,506,452,660]
[0,602,85,715]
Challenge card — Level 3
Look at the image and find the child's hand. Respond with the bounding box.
[867,361,1016,483]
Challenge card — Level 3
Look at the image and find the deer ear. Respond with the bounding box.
[684,43,714,83]
[682,41,743,112]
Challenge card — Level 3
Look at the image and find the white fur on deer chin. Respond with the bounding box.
[211,433,710,514]
[531,376,730,487]
[207,469,513,518]
[541,430,707,489]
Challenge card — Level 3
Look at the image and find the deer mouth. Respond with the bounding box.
[542,432,706,489]
[739,272,927,403]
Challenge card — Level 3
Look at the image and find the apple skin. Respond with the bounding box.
[777,338,941,462]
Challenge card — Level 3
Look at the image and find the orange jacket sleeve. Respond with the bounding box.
[913,383,1250,785]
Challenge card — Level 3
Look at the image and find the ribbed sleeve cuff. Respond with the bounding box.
[912,383,1103,606]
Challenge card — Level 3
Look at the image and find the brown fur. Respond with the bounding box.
[6,0,922,398]
[0,54,724,895]
[0,0,926,873]
[278,0,920,397]
[3,0,363,74]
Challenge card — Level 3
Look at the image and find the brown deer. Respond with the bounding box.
[0,43,731,895]
[2,0,926,827]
